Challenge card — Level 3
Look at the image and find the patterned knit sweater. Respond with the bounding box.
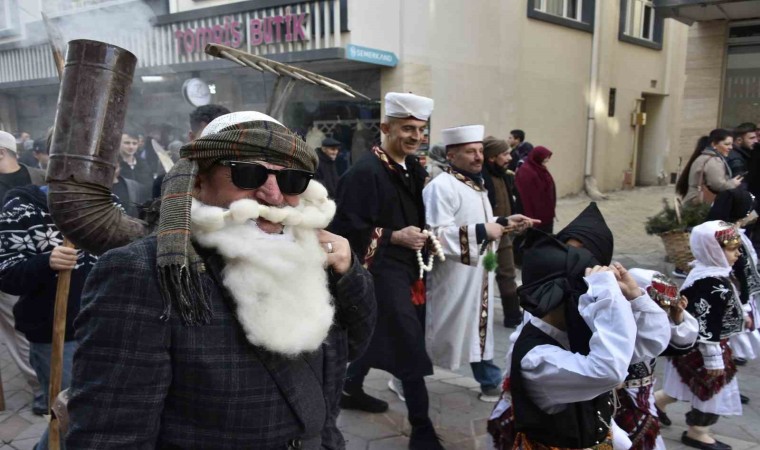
[0,185,97,343]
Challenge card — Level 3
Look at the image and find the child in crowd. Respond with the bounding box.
[616,269,699,450]
[501,230,638,449]
[655,221,746,450]
[706,189,760,392]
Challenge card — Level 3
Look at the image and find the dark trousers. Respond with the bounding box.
[685,408,720,426]
[496,235,519,319]
[345,361,431,428]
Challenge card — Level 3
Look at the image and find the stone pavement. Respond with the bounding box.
[0,185,757,449]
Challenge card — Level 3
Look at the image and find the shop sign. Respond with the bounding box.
[346,44,398,67]
[174,8,309,56]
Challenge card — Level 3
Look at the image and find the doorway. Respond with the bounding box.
[635,93,668,186]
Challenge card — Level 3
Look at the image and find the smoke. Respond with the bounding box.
[56,2,156,53]
[24,1,157,54]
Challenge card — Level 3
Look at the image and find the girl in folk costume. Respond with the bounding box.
[616,269,699,450]
[706,189,760,377]
[655,221,746,450]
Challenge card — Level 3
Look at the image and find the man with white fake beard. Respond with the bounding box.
[65,112,376,449]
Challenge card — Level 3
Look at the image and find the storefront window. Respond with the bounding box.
[720,43,760,129]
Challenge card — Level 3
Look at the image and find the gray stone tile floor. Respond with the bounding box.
[0,186,758,449]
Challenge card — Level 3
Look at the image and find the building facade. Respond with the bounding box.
[2,0,749,196]
[659,1,760,179]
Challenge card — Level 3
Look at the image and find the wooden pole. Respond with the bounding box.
[0,359,5,411]
[42,13,69,450]
[48,239,73,450]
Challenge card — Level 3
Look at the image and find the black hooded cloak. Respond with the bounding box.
[518,229,597,354]
[556,202,614,266]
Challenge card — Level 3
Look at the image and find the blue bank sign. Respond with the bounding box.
[346,44,398,67]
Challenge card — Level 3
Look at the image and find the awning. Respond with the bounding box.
[653,0,760,25]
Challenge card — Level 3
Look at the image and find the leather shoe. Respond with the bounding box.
[340,390,389,413]
[734,357,747,366]
[681,431,731,450]
[655,405,671,426]
[740,394,750,404]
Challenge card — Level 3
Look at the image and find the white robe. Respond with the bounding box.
[729,233,760,359]
[423,171,496,369]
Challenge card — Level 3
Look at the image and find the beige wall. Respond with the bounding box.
[594,13,690,191]
[370,0,690,196]
[672,21,728,177]
[513,15,592,195]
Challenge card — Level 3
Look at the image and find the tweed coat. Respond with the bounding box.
[66,235,375,449]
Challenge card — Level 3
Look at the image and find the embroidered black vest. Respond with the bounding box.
[511,322,613,449]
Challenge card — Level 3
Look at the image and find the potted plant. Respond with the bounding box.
[645,199,711,273]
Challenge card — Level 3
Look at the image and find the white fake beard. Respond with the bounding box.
[190,181,336,356]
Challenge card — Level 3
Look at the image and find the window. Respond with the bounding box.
[528,0,594,33]
[535,0,582,21]
[618,0,663,49]
[0,0,19,38]
[625,0,655,41]
[0,0,12,32]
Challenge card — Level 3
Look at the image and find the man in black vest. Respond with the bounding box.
[510,231,637,449]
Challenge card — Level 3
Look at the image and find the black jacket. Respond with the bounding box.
[0,185,97,343]
[66,235,375,449]
[727,145,751,180]
[314,149,340,199]
[508,141,534,172]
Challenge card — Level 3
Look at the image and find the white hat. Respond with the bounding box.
[384,92,434,121]
[441,125,485,147]
[0,131,16,153]
[201,111,283,137]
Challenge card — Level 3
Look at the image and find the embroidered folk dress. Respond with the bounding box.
[728,232,760,360]
[616,311,698,450]
[423,167,497,370]
[663,276,745,416]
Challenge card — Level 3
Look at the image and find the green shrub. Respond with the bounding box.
[645,199,711,235]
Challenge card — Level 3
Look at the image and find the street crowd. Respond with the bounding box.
[0,93,757,450]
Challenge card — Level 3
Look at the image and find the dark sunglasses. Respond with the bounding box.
[218,160,314,195]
